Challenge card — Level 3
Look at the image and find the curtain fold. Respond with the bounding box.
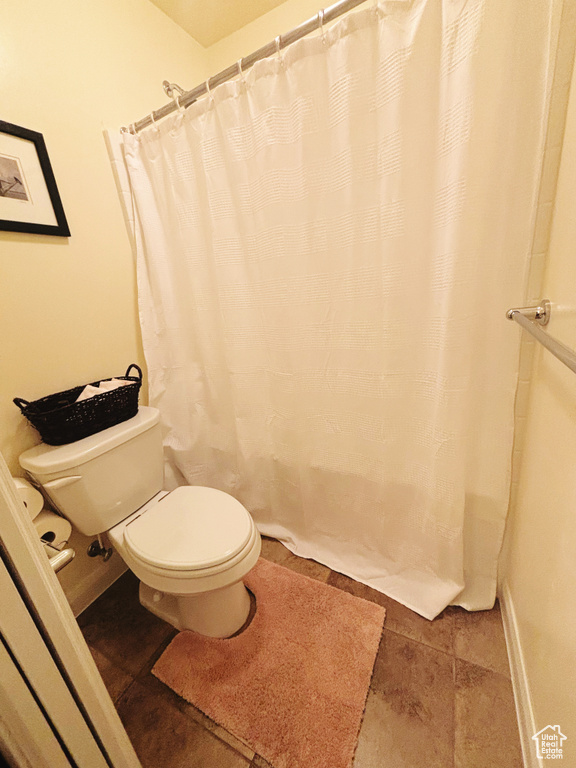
[121,0,554,618]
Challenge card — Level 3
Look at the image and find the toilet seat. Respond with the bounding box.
[124,486,253,572]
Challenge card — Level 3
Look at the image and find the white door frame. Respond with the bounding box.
[0,451,140,768]
[0,554,109,768]
[0,637,73,768]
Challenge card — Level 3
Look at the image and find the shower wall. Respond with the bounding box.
[502,34,576,753]
[507,0,576,515]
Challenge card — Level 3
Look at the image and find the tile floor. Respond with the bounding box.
[78,537,523,768]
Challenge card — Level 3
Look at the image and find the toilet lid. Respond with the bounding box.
[124,486,253,571]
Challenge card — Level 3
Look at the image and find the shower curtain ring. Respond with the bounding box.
[236,58,247,86]
[205,77,214,103]
[275,35,285,68]
[169,85,185,112]
[318,9,327,44]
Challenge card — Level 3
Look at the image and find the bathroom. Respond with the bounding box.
[1,0,575,766]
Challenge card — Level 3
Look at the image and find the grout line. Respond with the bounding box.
[114,674,139,709]
[203,723,256,763]
[134,629,178,681]
[453,655,515,683]
[375,624,455,659]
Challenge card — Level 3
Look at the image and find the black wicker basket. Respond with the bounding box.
[14,364,143,446]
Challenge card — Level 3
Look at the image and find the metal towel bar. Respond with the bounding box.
[507,299,576,375]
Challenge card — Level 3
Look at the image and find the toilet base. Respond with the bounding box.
[139,580,251,638]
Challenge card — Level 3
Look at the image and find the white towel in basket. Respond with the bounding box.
[75,379,130,403]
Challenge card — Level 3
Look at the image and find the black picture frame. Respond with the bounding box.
[0,120,70,237]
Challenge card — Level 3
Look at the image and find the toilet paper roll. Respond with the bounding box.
[13,477,44,521]
[34,511,72,550]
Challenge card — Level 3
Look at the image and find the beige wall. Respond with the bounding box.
[0,0,205,472]
[206,0,331,73]
[503,53,576,733]
[0,0,206,610]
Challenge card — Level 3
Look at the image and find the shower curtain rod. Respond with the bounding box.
[122,0,369,134]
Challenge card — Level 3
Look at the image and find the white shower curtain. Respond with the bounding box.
[120,0,555,618]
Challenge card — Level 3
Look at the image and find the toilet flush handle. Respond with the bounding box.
[43,475,82,490]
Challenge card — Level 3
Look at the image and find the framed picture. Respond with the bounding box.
[0,121,70,236]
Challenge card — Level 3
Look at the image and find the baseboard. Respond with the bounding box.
[64,558,127,617]
[499,583,541,768]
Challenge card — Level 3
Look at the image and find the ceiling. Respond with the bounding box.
[148,0,290,47]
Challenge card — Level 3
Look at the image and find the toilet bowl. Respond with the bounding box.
[108,486,261,636]
[19,406,261,638]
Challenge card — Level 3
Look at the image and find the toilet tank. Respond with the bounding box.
[19,406,164,537]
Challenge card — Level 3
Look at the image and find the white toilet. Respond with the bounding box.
[19,406,261,638]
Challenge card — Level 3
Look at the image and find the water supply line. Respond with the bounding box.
[87,534,113,561]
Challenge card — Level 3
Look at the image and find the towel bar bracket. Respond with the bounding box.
[506,298,576,376]
[506,299,550,326]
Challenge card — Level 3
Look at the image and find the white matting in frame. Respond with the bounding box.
[0,121,70,236]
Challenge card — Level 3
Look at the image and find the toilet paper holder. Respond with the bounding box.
[12,476,75,573]
[43,541,75,573]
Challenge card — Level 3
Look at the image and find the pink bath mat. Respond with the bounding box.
[152,557,385,768]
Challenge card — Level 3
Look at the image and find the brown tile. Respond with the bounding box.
[354,629,455,768]
[117,676,251,768]
[260,537,331,582]
[328,571,454,654]
[454,659,522,768]
[451,601,511,677]
[77,572,176,677]
[88,646,133,704]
